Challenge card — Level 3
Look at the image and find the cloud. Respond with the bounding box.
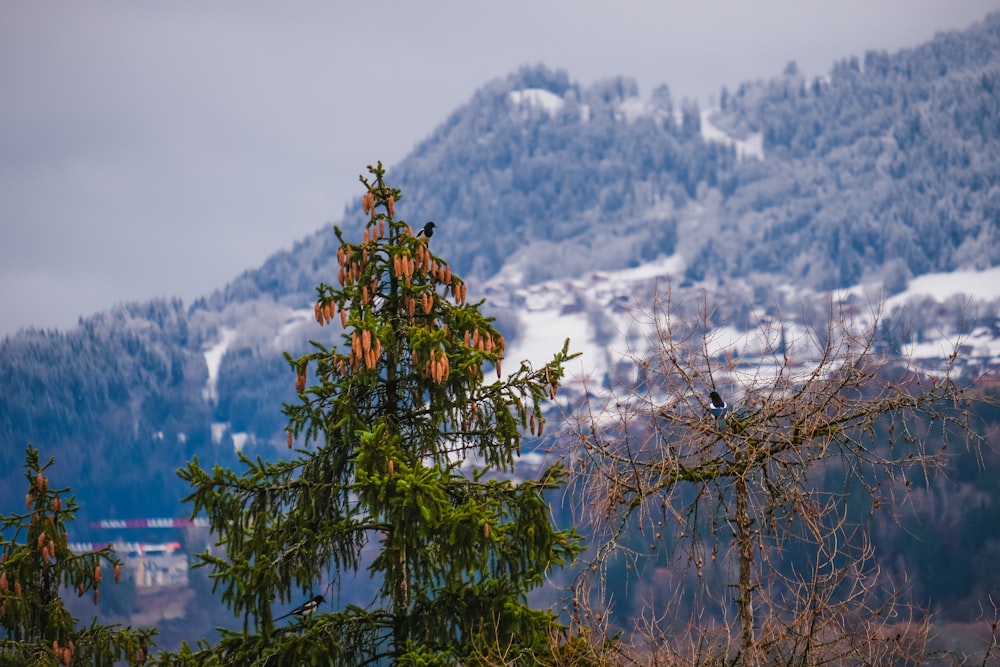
[1,0,997,336]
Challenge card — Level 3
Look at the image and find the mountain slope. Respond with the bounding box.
[0,300,235,522]
[693,13,1000,287]
[3,13,1000,528]
[195,12,1000,312]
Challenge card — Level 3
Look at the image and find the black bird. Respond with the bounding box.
[416,221,436,242]
[276,595,325,621]
[708,390,728,418]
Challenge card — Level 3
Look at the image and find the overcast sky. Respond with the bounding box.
[2,1,998,337]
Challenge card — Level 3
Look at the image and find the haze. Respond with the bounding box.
[2,0,997,336]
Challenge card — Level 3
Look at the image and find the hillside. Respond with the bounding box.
[6,11,1000,513]
[2,12,1000,644]
[202,13,1000,311]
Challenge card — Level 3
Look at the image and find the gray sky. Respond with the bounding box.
[2,1,998,337]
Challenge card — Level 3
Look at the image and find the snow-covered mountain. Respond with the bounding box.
[3,12,1000,526]
[3,15,1000,649]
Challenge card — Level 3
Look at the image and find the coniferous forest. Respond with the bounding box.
[3,11,1000,664]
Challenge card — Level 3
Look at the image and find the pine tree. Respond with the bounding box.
[0,446,155,665]
[172,163,584,665]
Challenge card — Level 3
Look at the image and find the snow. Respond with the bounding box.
[192,256,1000,460]
[202,327,237,403]
[700,110,764,160]
[455,448,548,485]
[903,336,965,361]
[489,255,1000,408]
[798,268,1000,372]
[887,266,1000,307]
[835,266,1000,308]
[617,96,652,122]
[516,451,545,468]
[903,325,1000,364]
[509,88,565,117]
[503,303,607,382]
[596,254,686,284]
[495,254,687,388]
[273,307,314,349]
[509,90,764,160]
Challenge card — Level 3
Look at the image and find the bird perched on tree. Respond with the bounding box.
[275,595,325,621]
[708,390,728,417]
[416,221,436,242]
[707,390,731,430]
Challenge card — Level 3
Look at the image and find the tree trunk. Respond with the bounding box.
[735,474,755,661]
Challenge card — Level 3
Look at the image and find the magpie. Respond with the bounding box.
[708,390,729,417]
[276,595,325,621]
[416,221,436,242]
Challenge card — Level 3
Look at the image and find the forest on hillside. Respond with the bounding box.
[2,12,1000,652]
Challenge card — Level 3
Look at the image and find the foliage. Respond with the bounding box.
[166,164,585,664]
[0,300,222,524]
[393,65,723,284]
[1,16,1000,649]
[0,446,155,665]
[5,16,1000,521]
[704,13,1000,288]
[564,291,993,664]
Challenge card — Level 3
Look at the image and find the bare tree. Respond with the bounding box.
[561,287,988,665]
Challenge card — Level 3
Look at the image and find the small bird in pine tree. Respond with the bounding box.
[275,595,325,621]
[416,221,436,242]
